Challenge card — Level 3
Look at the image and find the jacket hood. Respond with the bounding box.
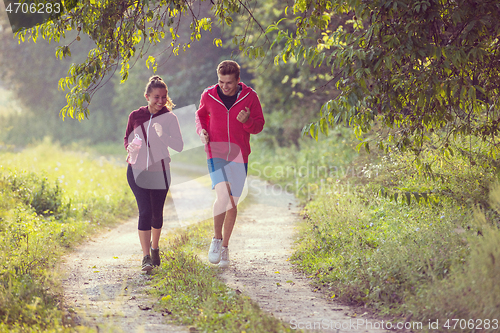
[137,105,170,117]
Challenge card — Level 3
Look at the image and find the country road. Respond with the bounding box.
[60,162,393,333]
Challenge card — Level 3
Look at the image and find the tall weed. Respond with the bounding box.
[0,139,135,331]
[3,170,66,217]
[250,127,358,201]
[407,188,500,332]
[252,130,499,330]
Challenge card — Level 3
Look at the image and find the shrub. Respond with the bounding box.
[0,141,136,331]
[407,189,500,332]
[2,170,65,217]
[290,133,500,329]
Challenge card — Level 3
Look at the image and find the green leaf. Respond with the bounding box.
[320,118,328,135]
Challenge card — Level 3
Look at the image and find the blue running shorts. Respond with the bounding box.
[207,158,248,197]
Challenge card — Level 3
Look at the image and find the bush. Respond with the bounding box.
[288,134,500,330]
[2,170,65,217]
[293,191,469,310]
[0,141,136,331]
[407,189,500,332]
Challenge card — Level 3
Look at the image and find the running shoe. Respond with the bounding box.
[142,255,153,272]
[151,246,160,267]
[219,246,229,268]
[208,238,223,264]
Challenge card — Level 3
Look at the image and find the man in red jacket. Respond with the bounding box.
[195,60,265,268]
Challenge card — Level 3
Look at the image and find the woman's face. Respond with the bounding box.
[145,88,168,114]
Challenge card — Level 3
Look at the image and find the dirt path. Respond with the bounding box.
[60,171,204,333]
[61,166,392,333]
[218,177,391,333]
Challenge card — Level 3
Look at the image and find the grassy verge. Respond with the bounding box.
[0,138,294,332]
[3,131,498,332]
[249,127,359,202]
[250,130,500,332]
[0,138,135,332]
[149,220,298,333]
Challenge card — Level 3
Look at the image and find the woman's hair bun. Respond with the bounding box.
[144,75,174,109]
[149,75,163,82]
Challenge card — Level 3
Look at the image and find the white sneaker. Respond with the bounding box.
[219,247,229,268]
[208,238,223,264]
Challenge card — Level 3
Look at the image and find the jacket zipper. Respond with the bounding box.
[146,114,153,170]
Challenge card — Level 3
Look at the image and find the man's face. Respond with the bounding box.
[217,73,240,96]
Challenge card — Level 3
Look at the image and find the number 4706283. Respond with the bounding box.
[5,2,61,15]
[443,319,498,330]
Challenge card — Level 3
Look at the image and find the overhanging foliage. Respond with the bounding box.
[14,0,252,120]
[268,0,500,154]
[10,0,500,156]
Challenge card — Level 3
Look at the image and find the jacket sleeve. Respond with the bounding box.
[195,93,210,136]
[124,112,135,150]
[242,93,265,134]
[162,113,184,152]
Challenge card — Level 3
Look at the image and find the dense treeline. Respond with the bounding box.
[0,1,355,151]
[0,0,335,148]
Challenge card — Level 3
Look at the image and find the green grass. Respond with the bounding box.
[249,127,359,202]
[149,220,299,333]
[0,138,135,332]
[249,130,500,332]
[2,131,499,332]
[294,187,469,307]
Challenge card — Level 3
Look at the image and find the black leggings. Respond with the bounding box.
[127,164,170,231]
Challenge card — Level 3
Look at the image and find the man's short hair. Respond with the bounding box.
[217,60,240,80]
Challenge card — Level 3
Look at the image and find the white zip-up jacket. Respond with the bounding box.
[124,106,183,172]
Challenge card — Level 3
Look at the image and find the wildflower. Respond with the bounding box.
[416,228,420,231]
[369,223,374,227]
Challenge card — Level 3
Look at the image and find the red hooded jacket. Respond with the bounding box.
[195,82,264,163]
